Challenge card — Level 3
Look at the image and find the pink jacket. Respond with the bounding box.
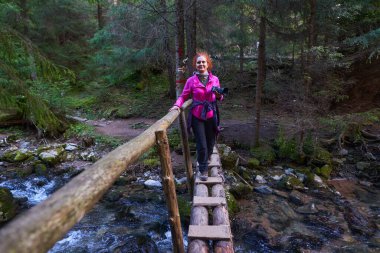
[174,72,223,120]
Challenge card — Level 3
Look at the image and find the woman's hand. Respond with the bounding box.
[215,91,222,99]
[169,105,181,112]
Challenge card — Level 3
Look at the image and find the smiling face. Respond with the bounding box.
[196,56,208,74]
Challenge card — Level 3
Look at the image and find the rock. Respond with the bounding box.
[359,180,372,187]
[103,190,122,202]
[65,143,78,151]
[356,162,371,170]
[0,187,16,223]
[144,179,162,188]
[230,183,252,199]
[272,189,288,199]
[175,177,187,185]
[1,149,33,163]
[254,185,273,194]
[16,166,34,177]
[278,175,304,190]
[316,164,332,179]
[295,172,306,182]
[273,165,283,170]
[221,151,239,171]
[289,190,312,206]
[34,162,48,176]
[364,152,376,161]
[285,168,294,175]
[304,215,344,239]
[338,148,348,156]
[344,203,377,237]
[39,147,66,165]
[255,175,267,184]
[296,203,318,214]
[79,151,98,162]
[285,232,323,251]
[271,174,284,181]
[314,175,323,184]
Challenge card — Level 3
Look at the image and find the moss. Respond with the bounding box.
[177,195,192,224]
[250,144,276,164]
[14,150,33,162]
[275,129,299,161]
[143,158,160,167]
[230,183,252,200]
[247,158,260,169]
[1,150,32,163]
[16,166,34,177]
[0,187,16,223]
[226,190,240,215]
[221,151,239,171]
[313,147,332,166]
[278,176,304,190]
[34,162,48,176]
[316,164,332,179]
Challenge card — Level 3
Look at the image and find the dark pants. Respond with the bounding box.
[192,116,216,173]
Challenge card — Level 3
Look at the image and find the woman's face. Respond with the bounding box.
[196,56,208,74]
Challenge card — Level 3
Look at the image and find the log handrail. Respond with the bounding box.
[0,99,192,253]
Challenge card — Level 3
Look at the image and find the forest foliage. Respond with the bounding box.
[0,0,379,136]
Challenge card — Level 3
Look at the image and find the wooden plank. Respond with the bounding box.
[193,196,226,206]
[213,146,218,154]
[188,225,231,240]
[195,176,223,184]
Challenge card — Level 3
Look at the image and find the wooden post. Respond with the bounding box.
[155,130,185,253]
[179,109,194,195]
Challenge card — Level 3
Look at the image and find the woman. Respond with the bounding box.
[169,51,223,181]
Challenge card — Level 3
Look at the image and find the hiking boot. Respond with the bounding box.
[200,170,208,181]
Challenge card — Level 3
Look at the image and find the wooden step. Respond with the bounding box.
[213,146,218,154]
[193,196,226,206]
[195,176,223,184]
[188,225,231,240]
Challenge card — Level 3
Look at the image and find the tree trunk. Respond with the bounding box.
[161,0,176,98]
[175,0,186,98]
[185,0,197,74]
[97,1,104,30]
[254,14,266,147]
[19,0,37,81]
[239,12,244,72]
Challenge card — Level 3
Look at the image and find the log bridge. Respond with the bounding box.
[0,99,234,253]
[187,148,234,253]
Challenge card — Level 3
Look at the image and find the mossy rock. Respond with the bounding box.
[1,149,33,163]
[312,147,332,166]
[221,150,239,171]
[316,164,332,179]
[304,171,317,188]
[0,187,16,223]
[33,161,48,176]
[278,176,304,190]
[16,166,34,177]
[250,144,276,164]
[247,158,260,169]
[38,147,67,165]
[226,190,240,215]
[229,183,252,200]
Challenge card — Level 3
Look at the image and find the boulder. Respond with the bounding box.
[277,175,304,190]
[0,187,16,223]
[144,179,162,188]
[39,147,66,165]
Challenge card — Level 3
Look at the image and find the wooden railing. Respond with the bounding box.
[0,100,193,253]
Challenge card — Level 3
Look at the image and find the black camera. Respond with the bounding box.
[211,86,229,95]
